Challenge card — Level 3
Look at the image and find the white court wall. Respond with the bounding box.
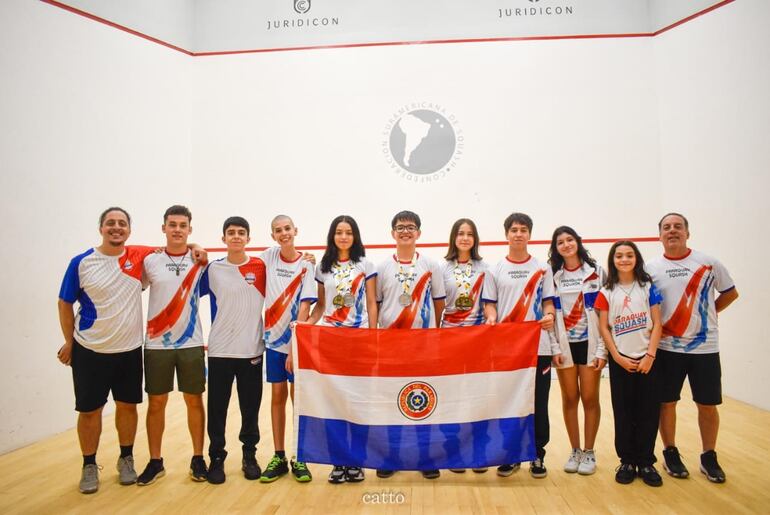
[652,0,770,409]
[0,0,193,453]
[0,0,767,454]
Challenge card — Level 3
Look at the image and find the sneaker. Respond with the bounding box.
[422,469,440,479]
[242,456,261,481]
[449,469,466,473]
[471,468,488,473]
[79,463,100,494]
[345,466,365,483]
[577,450,596,475]
[207,456,226,485]
[328,465,346,484]
[291,459,312,482]
[530,458,547,478]
[700,450,726,483]
[259,455,289,483]
[662,446,689,478]
[496,463,521,477]
[615,463,636,484]
[117,455,137,485]
[564,449,582,473]
[136,459,165,486]
[376,469,395,478]
[638,465,663,487]
[190,456,208,482]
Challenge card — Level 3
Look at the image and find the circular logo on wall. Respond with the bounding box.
[398,381,438,421]
[383,102,464,183]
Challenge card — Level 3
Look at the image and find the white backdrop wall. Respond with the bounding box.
[0,0,193,453]
[0,0,766,455]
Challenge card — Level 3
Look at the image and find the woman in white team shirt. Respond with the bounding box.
[440,218,489,475]
[548,226,607,475]
[307,215,378,484]
[594,240,664,487]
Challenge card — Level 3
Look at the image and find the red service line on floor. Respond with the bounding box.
[203,236,660,253]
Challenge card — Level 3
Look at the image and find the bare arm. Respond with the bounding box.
[297,300,312,323]
[433,298,445,328]
[638,303,663,374]
[307,284,325,325]
[366,277,378,328]
[57,300,75,366]
[715,287,739,313]
[484,303,497,325]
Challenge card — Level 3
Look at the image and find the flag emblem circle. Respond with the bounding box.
[398,381,438,420]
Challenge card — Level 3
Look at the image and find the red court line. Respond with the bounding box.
[204,236,659,253]
[40,0,193,56]
[42,0,735,57]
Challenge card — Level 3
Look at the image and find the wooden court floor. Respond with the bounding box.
[1,380,769,514]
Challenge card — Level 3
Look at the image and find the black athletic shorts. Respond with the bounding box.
[71,341,143,412]
[569,340,589,366]
[657,349,722,406]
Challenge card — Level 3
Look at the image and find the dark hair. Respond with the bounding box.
[658,212,689,231]
[164,205,192,223]
[320,215,366,273]
[503,212,532,233]
[444,218,482,262]
[99,207,131,227]
[222,216,250,236]
[548,225,597,273]
[604,240,652,290]
[391,210,421,230]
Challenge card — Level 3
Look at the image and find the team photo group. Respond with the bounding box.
[56,205,738,495]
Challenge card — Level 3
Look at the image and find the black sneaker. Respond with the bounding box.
[700,450,726,483]
[328,465,346,484]
[615,463,636,484]
[291,460,312,482]
[530,458,547,478]
[638,465,663,487]
[422,470,440,479]
[345,466,365,483]
[662,446,689,478]
[376,469,395,478]
[259,454,289,483]
[207,456,226,485]
[190,456,207,482]
[496,463,521,477]
[137,459,165,486]
[242,456,261,480]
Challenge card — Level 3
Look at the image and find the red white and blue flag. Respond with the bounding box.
[292,322,539,470]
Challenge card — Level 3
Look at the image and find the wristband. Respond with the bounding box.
[645,353,656,359]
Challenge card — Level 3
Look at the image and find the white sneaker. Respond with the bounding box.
[564,449,582,473]
[578,449,596,475]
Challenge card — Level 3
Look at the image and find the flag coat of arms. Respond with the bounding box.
[292,322,539,470]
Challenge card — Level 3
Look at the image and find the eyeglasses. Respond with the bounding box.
[394,225,418,233]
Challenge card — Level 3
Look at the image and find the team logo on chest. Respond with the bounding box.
[398,381,438,421]
[244,272,256,285]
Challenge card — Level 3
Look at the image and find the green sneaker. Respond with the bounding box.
[259,455,289,483]
[291,459,312,483]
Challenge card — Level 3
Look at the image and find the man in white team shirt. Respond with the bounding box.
[136,205,208,486]
[57,207,204,494]
[375,210,446,480]
[648,213,738,483]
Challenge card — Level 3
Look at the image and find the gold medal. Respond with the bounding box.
[332,294,345,308]
[455,294,473,310]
